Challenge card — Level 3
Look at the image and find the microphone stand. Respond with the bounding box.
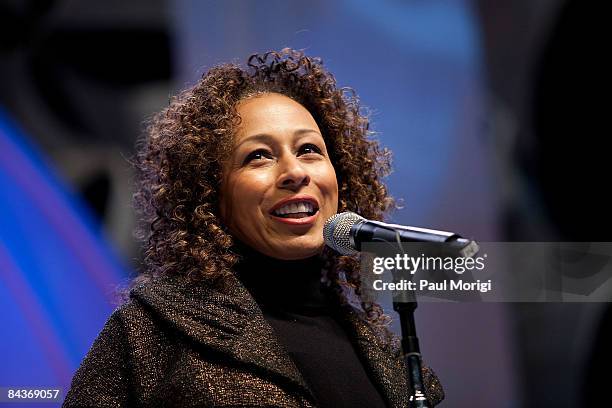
[393,289,431,408]
[387,232,474,407]
[384,231,431,407]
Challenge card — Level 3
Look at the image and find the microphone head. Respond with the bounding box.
[323,212,365,255]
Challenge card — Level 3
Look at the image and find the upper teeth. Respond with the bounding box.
[274,201,315,215]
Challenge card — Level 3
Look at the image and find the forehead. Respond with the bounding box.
[234,93,320,140]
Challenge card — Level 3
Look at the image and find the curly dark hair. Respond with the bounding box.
[133,48,395,339]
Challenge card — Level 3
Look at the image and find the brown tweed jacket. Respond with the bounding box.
[63,273,444,407]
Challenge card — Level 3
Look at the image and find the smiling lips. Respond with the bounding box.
[269,196,320,225]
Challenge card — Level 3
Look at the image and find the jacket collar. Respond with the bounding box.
[130,272,411,407]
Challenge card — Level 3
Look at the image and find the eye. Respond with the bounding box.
[243,149,273,164]
[298,143,323,156]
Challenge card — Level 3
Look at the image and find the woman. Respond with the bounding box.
[63,49,444,407]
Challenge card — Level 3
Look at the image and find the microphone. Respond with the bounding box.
[323,212,479,258]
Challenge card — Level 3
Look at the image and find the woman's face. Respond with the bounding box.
[220,93,338,260]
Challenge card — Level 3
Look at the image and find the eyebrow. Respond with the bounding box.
[234,129,322,149]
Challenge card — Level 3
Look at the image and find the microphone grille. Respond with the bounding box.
[323,212,364,255]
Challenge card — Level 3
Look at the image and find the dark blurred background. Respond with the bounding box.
[0,1,608,406]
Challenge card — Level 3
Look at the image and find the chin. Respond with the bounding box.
[273,239,323,260]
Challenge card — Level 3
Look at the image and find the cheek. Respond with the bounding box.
[226,173,271,217]
[322,164,338,194]
[314,163,339,210]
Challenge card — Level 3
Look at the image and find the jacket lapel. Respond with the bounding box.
[336,304,445,407]
[131,274,315,403]
[334,303,410,408]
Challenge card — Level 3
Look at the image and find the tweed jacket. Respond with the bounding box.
[63,272,444,407]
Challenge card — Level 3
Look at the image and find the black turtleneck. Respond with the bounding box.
[233,244,387,408]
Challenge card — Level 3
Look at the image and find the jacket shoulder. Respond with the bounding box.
[63,297,179,407]
[63,304,135,407]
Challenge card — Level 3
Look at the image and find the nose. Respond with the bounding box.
[276,155,310,190]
